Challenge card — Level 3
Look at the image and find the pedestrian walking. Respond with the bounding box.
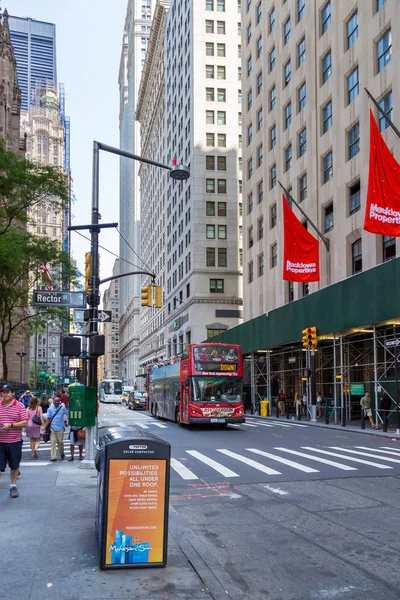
[68,427,85,461]
[40,393,50,416]
[45,396,68,462]
[19,389,32,408]
[60,388,69,409]
[302,393,307,416]
[293,392,302,419]
[278,390,286,416]
[26,396,45,459]
[316,392,323,418]
[360,391,377,429]
[379,391,391,428]
[0,385,28,498]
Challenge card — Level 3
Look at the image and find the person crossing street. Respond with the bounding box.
[0,385,28,498]
[45,396,68,462]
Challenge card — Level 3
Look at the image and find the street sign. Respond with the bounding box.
[84,309,112,323]
[73,309,86,322]
[385,339,400,347]
[33,290,86,308]
[288,357,296,364]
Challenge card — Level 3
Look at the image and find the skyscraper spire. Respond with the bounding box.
[2,8,11,44]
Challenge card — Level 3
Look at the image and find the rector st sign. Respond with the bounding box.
[33,290,86,309]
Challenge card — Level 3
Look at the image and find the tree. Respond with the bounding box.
[0,230,77,379]
[0,139,68,235]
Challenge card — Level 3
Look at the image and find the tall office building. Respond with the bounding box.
[243,0,399,320]
[9,16,57,111]
[137,0,243,366]
[118,0,155,387]
[102,260,120,379]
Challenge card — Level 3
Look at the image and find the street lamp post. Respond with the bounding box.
[76,141,189,469]
[16,351,27,384]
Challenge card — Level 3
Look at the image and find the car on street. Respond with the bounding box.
[128,391,147,410]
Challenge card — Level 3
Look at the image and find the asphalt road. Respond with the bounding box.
[91,404,400,600]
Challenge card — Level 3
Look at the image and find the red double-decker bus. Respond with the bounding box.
[147,343,245,426]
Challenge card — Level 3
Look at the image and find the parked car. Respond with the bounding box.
[128,391,146,410]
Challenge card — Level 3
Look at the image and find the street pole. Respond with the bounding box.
[310,350,317,422]
[16,351,26,384]
[394,325,400,435]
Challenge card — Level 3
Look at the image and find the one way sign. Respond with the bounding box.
[84,310,112,323]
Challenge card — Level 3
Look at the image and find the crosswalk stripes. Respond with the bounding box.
[170,458,198,480]
[246,419,309,429]
[300,447,391,469]
[354,446,400,456]
[186,450,239,477]
[329,447,400,464]
[267,448,357,471]
[377,446,400,454]
[216,449,281,475]
[246,448,319,473]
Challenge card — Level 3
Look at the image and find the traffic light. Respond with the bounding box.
[85,252,91,294]
[302,327,318,349]
[141,285,151,307]
[154,285,162,308]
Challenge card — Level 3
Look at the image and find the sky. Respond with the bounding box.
[12,0,129,283]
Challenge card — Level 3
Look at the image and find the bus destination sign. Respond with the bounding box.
[193,346,239,373]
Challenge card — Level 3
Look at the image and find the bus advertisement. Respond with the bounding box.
[148,343,245,425]
[98,379,123,403]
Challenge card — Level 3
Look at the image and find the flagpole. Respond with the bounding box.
[278,181,330,251]
[364,88,400,140]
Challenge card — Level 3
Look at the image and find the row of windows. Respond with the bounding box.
[205,0,225,11]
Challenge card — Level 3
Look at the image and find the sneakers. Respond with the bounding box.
[60,454,65,460]
[10,486,19,499]
[68,457,74,462]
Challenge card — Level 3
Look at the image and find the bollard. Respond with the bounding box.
[382,410,388,433]
[361,408,365,429]
[325,401,329,425]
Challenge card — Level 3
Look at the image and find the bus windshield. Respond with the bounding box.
[104,381,122,395]
[192,377,242,403]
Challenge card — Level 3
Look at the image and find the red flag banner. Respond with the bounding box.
[364,109,400,236]
[282,195,320,282]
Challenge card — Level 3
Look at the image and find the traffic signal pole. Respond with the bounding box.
[310,350,317,422]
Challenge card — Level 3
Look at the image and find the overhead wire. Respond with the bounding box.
[116,227,153,273]
[71,230,145,272]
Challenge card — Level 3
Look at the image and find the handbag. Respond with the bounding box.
[42,405,62,443]
[77,428,86,440]
[32,410,41,426]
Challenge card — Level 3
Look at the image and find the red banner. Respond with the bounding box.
[282,195,320,282]
[364,109,400,236]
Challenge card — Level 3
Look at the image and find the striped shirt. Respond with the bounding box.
[0,399,28,443]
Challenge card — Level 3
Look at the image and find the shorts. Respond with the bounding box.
[365,408,372,417]
[0,440,23,471]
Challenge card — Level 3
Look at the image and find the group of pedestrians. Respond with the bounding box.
[0,385,85,499]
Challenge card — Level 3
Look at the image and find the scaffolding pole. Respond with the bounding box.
[333,336,337,424]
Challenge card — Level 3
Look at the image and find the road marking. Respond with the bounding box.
[330,447,400,464]
[301,447,392,469]
[274,448,357,471]
[18,461,51,466]
[145,422,167,428]
[265,421,309,428]
[263,484,289,496]
[117,422,128,427]
[355,446,400,456]
[241,423,258,428]
[379,446,400,454]
[170,458,198,480]
[132,422,149,429]
[216,449,281,475]
[247,448,319,473]
[186,450,239,477]
[245,421,275,428]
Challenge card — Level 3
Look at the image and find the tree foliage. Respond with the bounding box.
[0,139,68,235]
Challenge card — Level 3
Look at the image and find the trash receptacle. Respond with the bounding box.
[96,426,170,570]
[260,400,269,417]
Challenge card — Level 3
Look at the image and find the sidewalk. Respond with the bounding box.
[0,456,213,600]
[248,411,400,438]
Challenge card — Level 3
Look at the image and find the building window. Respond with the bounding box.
[248,261,254,283]
[298,128,307,157]
[258,180,263,203]
[247,23,252,44]
[283,17,291,45]
[288,281,294,303]
[218,202,227,216]
[217,88,226,102]
[298,37,306,66]
[248,192,253,214]
[210,279,224,293]
[377,0,387,10]
[217,179,227,193]
[206,201,215,216]
[217,21,226,34]
[324,203,333,232]
[206,0,214,10]
[206,247,216,267]
[347,11,358,49]
[284,102,292,129]
[217,43,226,57]
[347,67,359,103]
[247,89,253,109]
[206,64,215,78]
[297,0,305,22]
[257,72,263,94]
[218,248,227,267]
[383,236,396,262]
[298,82,306,111]
[379,91,392,132]
[206,20,214,33]
[258,217,264,240]
[248,158,253,179]
[302,283,309,297]
[269,46,276,72]
[206,133,215,146]
[217,110,226,125]
[217,66,226,80]
[322,50,332,83]
[270,86,276,111]
[206,42,214,55]
[285,145,292,172]
[206,110,215,124]
[206,225,215,239]
[206,156,215,170]
[217,0,225,11]
[258,254,264,277]
[257,144,263,167]
[352,239,362,274]
[247,55,252,76]
[321,1,331,34]
[206,87,215,101]
[217,156,226,170]
[377,30,392,73]
[349,181,361,214]
[348,123,360,159]
[217,133,226,147]
[270,164,277,189]
[270,203,277,228]
[257,108,263,130]
[323,151,333,183]
[284,59,291,85]
[248,226,254,248]
[322,100,332,133]
[257,36,263,58]
[270,125,276,149]
[218,225,227,239]
[247,123,253,145]
[206,178,215,193]
[299,173,307,202]
[257,2,262,24]
[269,7,275,33]
[271,243,278,268]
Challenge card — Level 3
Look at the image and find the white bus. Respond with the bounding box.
[98,379,123,403]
